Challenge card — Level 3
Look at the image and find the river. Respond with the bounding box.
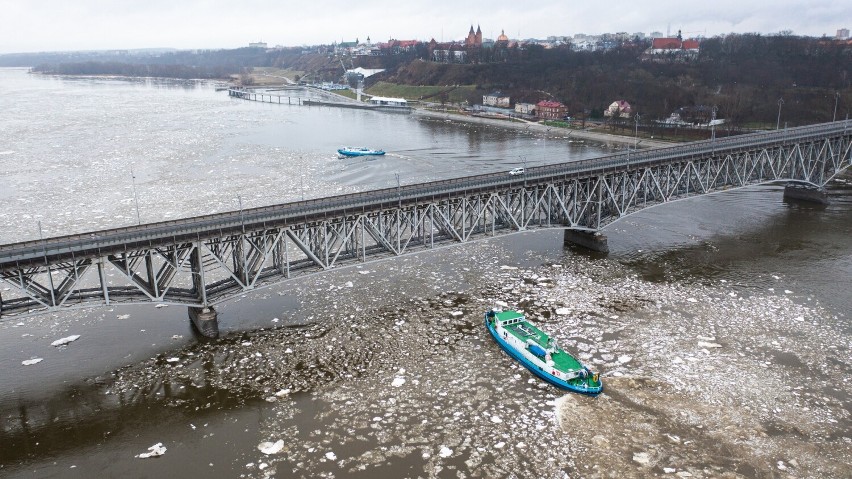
[0,68,849,478]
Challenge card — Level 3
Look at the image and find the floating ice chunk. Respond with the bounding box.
[285,348,293,354]
[632,452,651,465]
[344,281,353,288]
[438,446,453,458]
[777,461,787,470]
[259,463,268,470]
[686,298,698,303]
[325,452,336,460]
[555,307,570,315]
[494,442,505,449]
[22,358,43,366]
[117,314,130,320]
[166,357,180,363]
[241,342,252,346]
[697,341,722,348]
[784,290,793,294]
[664,467,676,474]
[794,316,804,322]
[450,311,463,317]
[391,377,406,387]
[499,265,518,270]
[275,389,291,397]
[494,301,508,308]
[258,439,284,455]
[155,303,168,308]
[490,415,503,423]
[618,355,632,364]
[51,335,81,346]
[358,270,371,275]
[136,443,167,458]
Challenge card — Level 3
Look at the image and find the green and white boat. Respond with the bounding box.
[485,309,603,395]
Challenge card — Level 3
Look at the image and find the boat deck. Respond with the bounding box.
[495,312,583,373]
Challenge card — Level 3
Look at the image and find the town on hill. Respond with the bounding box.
[6,26,850,132]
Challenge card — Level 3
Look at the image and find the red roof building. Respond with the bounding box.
[535,100,567,120]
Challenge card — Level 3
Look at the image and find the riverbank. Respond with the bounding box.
[413,108,674,149]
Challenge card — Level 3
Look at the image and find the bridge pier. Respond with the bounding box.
[189,306,219,338]
[563,229,609,253]
[783,184,829,205]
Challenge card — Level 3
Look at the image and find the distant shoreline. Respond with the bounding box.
[411,108,672,148]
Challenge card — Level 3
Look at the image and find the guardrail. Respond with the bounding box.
[1,120,849,268]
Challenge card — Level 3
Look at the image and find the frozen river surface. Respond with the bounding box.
[0,68,850,478]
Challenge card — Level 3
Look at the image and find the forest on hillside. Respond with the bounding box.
[379,34,852,126]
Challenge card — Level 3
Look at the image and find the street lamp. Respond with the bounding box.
[633,113,640,151]
[237,194,245,233]
[834,92,840,122]
[395,173,401,208]
[130,165,141,225]
[776,97,784,130]
[711,106,718,154]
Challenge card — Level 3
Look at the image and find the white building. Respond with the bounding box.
[515,102,536,115]
[483,91,510,108]
[368,96,407,107]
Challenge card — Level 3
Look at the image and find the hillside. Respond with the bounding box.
[375,35,851,127]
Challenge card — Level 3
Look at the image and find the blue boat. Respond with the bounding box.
[337,147,386,157]
[486,309,603,395]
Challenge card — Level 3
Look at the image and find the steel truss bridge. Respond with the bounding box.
[1,121,850,323]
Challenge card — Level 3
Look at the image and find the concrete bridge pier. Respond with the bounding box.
[563,229,609,253]
[189,306,219,338]
[783,184,829,205]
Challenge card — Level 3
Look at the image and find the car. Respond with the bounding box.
[509,167,525,176]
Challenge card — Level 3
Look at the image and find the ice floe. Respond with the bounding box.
[258,440,284,455]
[51,334,81,346]
[135,443,166,458]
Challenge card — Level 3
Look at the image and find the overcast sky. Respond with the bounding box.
[0,0,849,54]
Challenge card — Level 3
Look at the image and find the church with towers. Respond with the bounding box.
[465,25,483,47]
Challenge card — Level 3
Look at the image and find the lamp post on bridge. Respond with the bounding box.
[711,106,718,154]
[395,173,401,208]
[776,97,784,130]
[130,165,141,225]
[834,92,840,122]
[237,194,245,233]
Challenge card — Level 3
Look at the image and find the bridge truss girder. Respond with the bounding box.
[0,130,849,319]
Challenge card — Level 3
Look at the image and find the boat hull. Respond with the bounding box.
[486,315,602,396]
[337,148,385,157]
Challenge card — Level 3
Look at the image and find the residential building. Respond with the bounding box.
[515,102,536,115]
[484,91,510,108]
[605,100,632,118]
[535,100,567,119]
[837,28,850,40]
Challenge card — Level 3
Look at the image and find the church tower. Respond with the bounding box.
[475,25,482,46]
[466,25,476,46]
